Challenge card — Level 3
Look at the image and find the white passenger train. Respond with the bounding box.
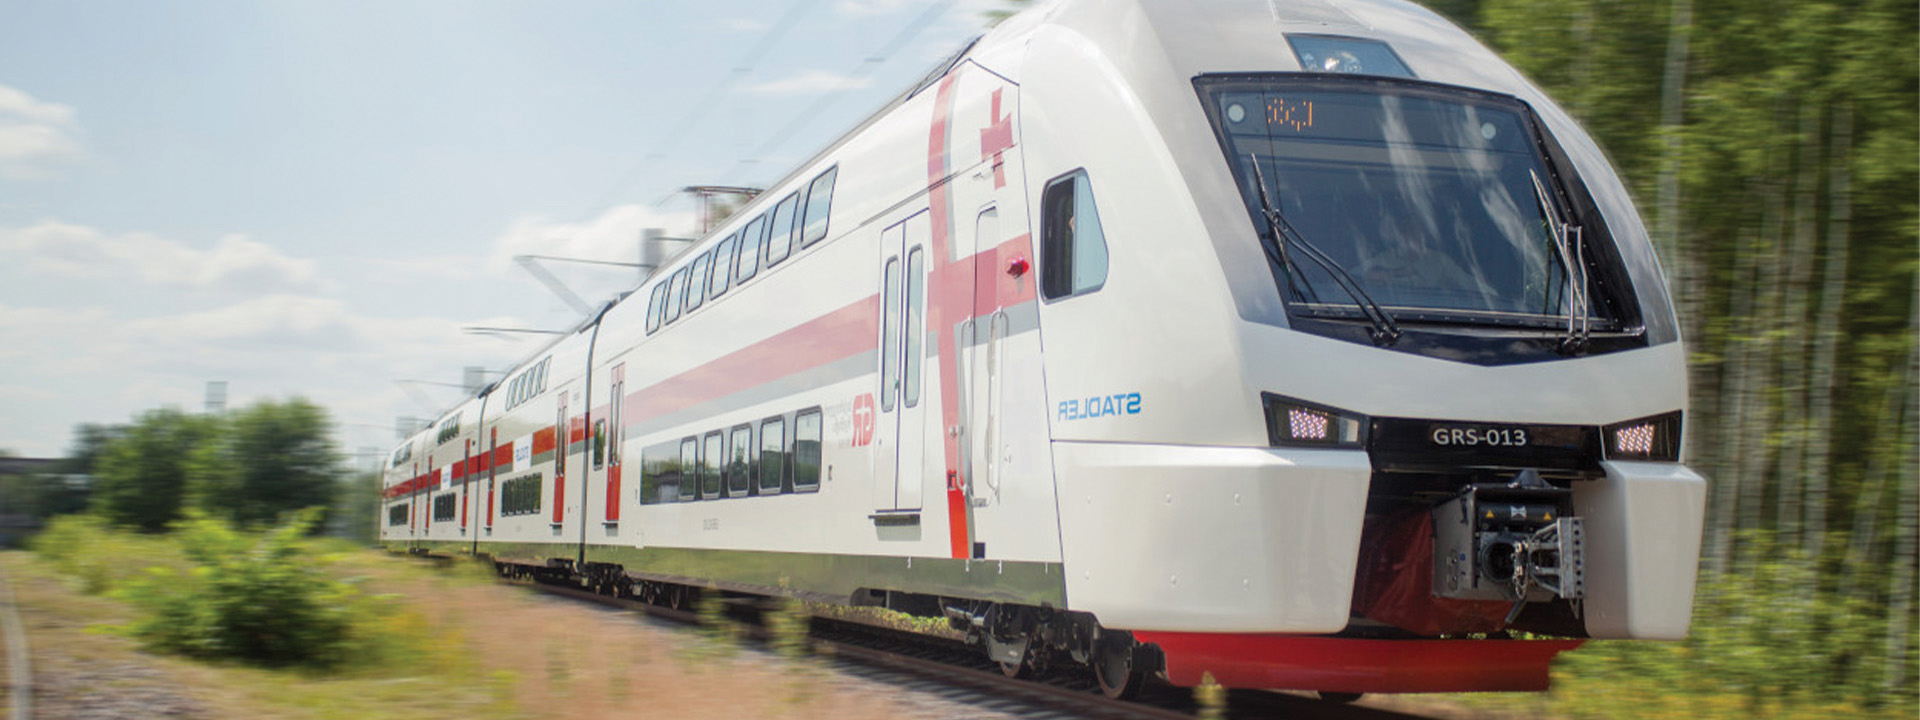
[381,0,1706,698]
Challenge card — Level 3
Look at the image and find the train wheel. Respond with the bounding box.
[1092,632,1143,699]
[997,659,1026,678]
[1317,691,1363,704]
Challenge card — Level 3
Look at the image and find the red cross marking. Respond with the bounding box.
[927,76,1038,557]
[980,88,1014,189]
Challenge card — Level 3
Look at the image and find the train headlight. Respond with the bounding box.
[1263,393,1367,449]
[1602,411,1682,461]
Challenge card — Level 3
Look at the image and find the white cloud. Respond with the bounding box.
[723,17,768,32]
[836,0,915,17]
[744,69,874,96]
[0,220,321,294]
[0,296,541,456]
[0,84,82,179]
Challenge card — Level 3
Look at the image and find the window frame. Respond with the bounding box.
[903,246,926,408]
[592,418,607,469]
[678,436,700,502]
[801,166,838,247]
[736,215,766,283]
[664,266,689,324]
[727,423,754,497]
[709,233,738,298]
[758,415,787,495]
[685,251,711,312]
[880,256,901,412]
[646,281,667,334]
[793,408,822,492]
[702,431,724,498]
[1039,169,1110,301]
[766,192,800,266]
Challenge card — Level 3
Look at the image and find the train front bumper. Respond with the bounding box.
[1052,441,1372,633]
[1052,442,1707,640]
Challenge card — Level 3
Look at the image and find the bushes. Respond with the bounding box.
[1542,554,1919,720]
[34,510,386,670]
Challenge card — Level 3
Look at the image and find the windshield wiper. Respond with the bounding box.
[1529,170,1591,354]
[1250,155,1401,346]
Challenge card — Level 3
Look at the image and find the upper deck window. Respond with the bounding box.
[800,167,837,246]
[686,251,711,312]
[709,233,737,298]
[736,215,765,282]
[767,193,800,266]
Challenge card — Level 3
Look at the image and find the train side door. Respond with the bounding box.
[874,212,931,513]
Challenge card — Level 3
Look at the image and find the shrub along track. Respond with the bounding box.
[512,570,1446,720]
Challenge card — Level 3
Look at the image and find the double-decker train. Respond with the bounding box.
[380,0,1706,699]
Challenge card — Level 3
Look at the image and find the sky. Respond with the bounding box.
[0,0,1010,465]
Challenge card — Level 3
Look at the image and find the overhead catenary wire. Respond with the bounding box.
[579,0,824,218]
[721,0,960,186]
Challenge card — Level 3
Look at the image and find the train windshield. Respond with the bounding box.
[1201,77,1607,329]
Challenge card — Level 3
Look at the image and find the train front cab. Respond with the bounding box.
[1017,0,1707,696]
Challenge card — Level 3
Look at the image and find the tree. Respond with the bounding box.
[91,409,218,533]
[187,398,342,530]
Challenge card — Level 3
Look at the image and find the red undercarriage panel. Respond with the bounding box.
[1132,632,1584,694]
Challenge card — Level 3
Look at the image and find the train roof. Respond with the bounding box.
[1009,0,1535,98]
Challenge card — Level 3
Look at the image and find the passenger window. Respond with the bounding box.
[709,234,737,298]
[904,246,925,407]
[702,432,724,498]
[646,281,666,334]
[793,409,822,491]
[766,193,800,266]
[665,266,689,323]
[727,425,753,496]
[880,257,901,412]
[638,439,681,504]
[592,419,607,469]
[678,437,699,501]
[1040,170,1109,299]
[686,252,711,311]
[801,167,837,246]
[759,416,786,494]
[736,215,765,282]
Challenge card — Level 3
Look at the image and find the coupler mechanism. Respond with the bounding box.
[1432,471,1584,623]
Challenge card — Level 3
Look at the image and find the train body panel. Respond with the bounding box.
[382,0,1709,694]
[472,327,596,564]
[415,399,482,552]
[577,59,1065,597]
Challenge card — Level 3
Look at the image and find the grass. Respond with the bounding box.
[8,525,942,720]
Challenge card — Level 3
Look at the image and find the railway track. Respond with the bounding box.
[521,578,1446,720]
[0,565,31,720]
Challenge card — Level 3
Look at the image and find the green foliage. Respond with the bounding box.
[1541,549,1917,719]
[86,399,345,534]
[91,408,218,533]
[112,509,376,669]
[1444,0,1919,711]
[186,398,343,530]
[31,513,179,595]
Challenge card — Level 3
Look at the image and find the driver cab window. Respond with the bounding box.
[1040,170,1108,300]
